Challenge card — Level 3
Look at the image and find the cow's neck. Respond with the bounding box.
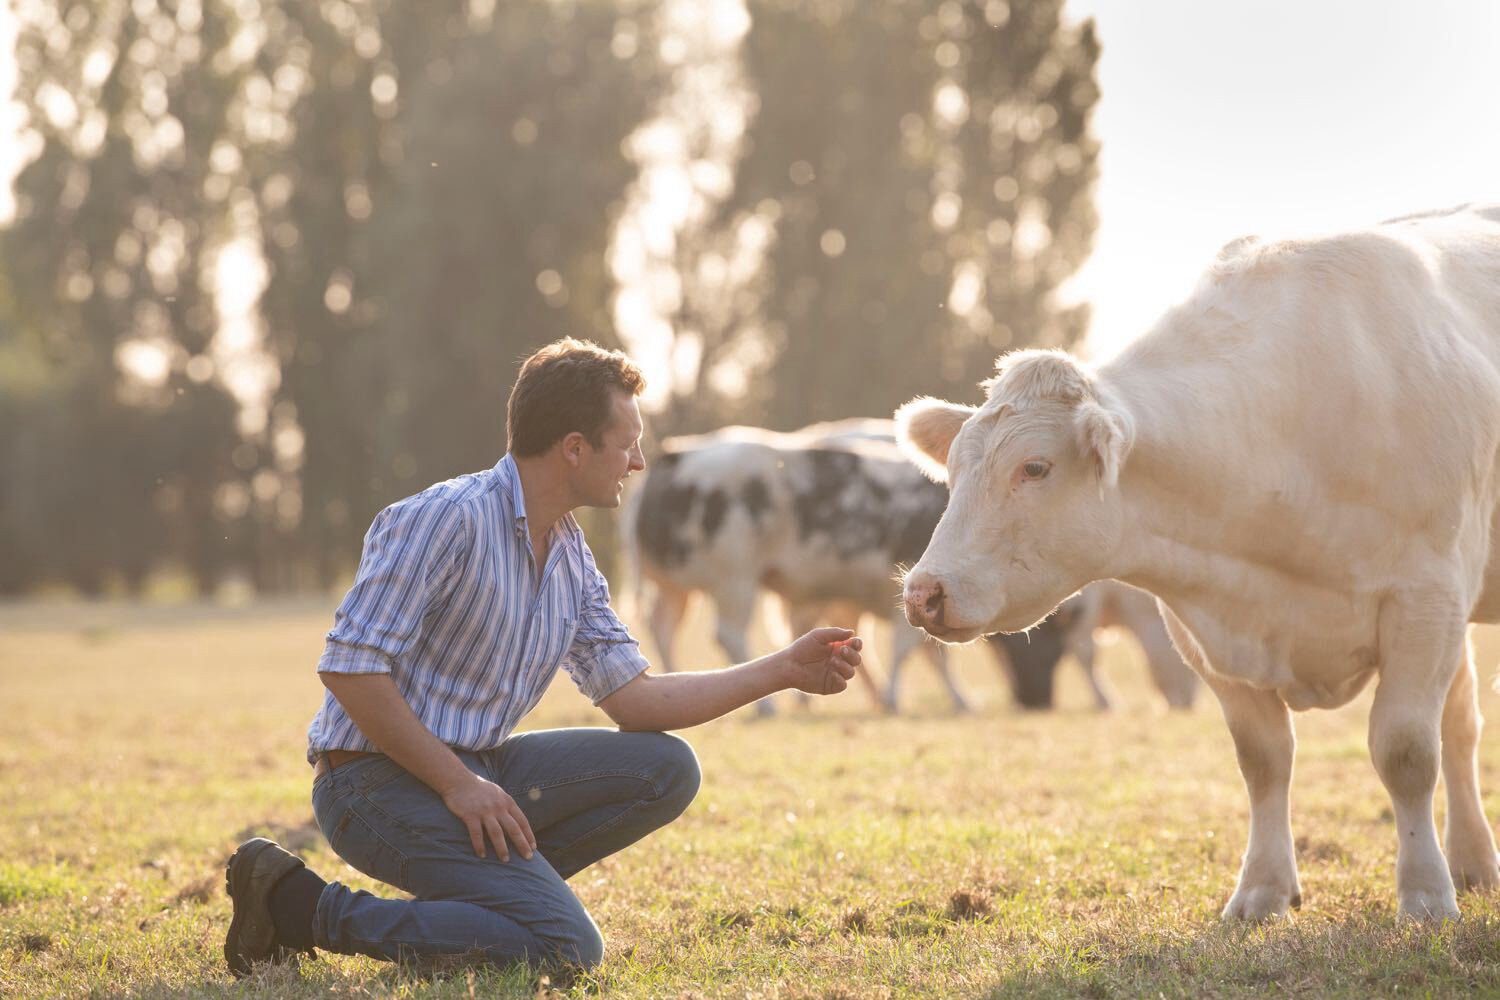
[1095,352,1302,627]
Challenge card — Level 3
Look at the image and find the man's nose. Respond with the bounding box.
[903,572,946,629]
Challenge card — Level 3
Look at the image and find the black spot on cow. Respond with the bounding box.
[792,449,889,558]
[741,477,772,526]
[701,489,729,538]
[890,481,947,565]
[636,454,701,568]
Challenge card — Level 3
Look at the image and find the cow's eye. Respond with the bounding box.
[1022,459,1051,480]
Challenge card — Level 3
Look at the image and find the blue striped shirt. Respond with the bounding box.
[306,454,649,763]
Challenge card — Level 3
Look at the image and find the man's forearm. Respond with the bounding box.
[603,653,790,731]
[319,672,475,794]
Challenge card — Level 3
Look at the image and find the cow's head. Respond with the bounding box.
[895,350,1133,641]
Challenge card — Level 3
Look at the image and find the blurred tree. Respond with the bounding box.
[249,0,661,586]
[0,0,1095,594]
[0,0,251,594]
[243,0,448,588]
[658,0,1098,432]
[368,2,664,491]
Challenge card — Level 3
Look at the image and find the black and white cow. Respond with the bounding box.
[623,419,1108,713]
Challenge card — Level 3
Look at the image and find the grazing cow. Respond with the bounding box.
[897,204,1500,921]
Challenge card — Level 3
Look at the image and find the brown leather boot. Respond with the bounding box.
[223,837,307,978]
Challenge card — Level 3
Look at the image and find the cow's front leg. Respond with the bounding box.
[890,621,969,714]
[1369,600,1463,921]
[1206,675,1302,920]
[1442,636,1500,892]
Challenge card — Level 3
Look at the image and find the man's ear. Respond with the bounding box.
[560,431,587,467]
[1074,399,1132,488]
[894,397,975,482]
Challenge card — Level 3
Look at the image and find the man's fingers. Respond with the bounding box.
[498,811,532,861]
[811,626,855,644]
[510,803,537,854]
[505,801,536,857]
[484,815,510,862]
[465,818,487,858]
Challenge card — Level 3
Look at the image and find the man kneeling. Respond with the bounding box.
[223,339,863,975]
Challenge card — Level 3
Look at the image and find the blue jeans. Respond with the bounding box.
[309,727,700,969]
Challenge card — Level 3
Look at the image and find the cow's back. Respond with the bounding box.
[1112,205,1500,593]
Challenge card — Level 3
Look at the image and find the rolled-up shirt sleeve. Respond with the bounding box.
[563,541,650,704]
[318,495,470,676]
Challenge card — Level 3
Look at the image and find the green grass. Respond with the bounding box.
[5,597,1500,997]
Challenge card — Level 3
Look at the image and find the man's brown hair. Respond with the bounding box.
[506,338,646,457]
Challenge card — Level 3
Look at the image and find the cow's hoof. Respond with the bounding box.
[1221,884,1300,922]
[1397,889,1460,923]
[1447,848,1500,893]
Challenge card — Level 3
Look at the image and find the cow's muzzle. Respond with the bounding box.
[903,571,947,631]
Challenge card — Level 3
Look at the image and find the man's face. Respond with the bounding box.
[577,391,645,508]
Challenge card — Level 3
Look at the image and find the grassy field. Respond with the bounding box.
[5,597,1500,998]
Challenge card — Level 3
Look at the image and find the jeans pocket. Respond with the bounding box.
[328,805,410,889]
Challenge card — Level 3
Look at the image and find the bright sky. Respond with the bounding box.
[4,2,1500,368]
[1066,0,1500,358]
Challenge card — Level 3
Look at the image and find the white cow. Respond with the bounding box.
[897,204,1500,922]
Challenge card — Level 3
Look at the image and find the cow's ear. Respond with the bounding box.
[1074,398,1132,488]
[894,397,974,482]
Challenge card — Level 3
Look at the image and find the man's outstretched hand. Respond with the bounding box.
[784,627,864,695]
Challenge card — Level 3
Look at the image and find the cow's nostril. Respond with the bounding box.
[924,582,944,618]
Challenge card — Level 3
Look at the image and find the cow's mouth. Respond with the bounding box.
[922,621,984,644]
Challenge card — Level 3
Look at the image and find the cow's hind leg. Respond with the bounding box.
[1442,633,1499,892]
[710,583,772,716]
[1369,595,1464,921]
[646,578,692,674]
[1205,674,1302,921]
[1130,605,1198,710]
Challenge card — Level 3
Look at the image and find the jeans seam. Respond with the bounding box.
[532,772,666,863]
[520,770,660,797]
[549,799,654,863]
[343,932,496,954]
